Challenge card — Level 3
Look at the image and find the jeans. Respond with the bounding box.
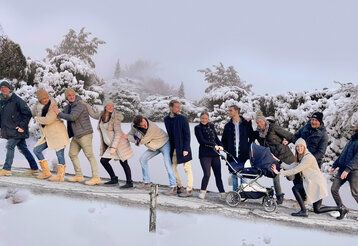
[331,170,358,207]
[232,175,248,191]
[3,138,38,171]
[139,141,176,187]
[33,142,65,164]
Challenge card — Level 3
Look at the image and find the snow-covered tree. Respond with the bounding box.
[113,59,121,79]
[46,27,105,68]
[178,81,185,98]
[109,89,140,122]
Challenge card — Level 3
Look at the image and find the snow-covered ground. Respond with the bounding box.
[0,121,357,209]
[0,188,357,246]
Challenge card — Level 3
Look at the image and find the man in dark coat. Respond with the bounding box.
[164,100,193,197]
[330,122,358,216]
[0,80,38,176]
[221,105,255,191]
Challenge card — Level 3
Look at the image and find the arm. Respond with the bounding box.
[182,117,191,152]
[58,103,85,122]
[280,155,313,177]
[274,125,294,142]
[311,133,328,162]
[248,121,255,144]
[221,125,228,150]
[35,107,58,125]
[81,101,101,120]
[16,98,32,129]
[109,113,123,148]
[194,126,215,147]
[345,144,358,172]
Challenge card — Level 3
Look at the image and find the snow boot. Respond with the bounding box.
[22,169,40,177]
[36,160,52,179]
[120,181,134,189]
[276,193,285,205]
[104,176,119,185]
[178,189,193,197]
[48,165,65,182]
[198,190,207,199]
[67,175,85,183]
[85,177,102,186]
[163,186,177,196]
[0,169,12,176]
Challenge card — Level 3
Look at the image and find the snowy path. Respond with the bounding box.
[1,167,357,235]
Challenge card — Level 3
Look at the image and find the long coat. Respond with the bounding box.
[164,114,192,164]
[0,93,32,139]
[280,151,328,204]
[33,98,70,151]
[194,122,222,158]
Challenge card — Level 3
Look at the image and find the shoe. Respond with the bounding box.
[85,177,102,186]
[291,210,308,217]
[198,190,206,199]
[337,206,349,220]
[0,169,12,176]
[22,169,40,177]
[120,181,134,189]
[104,176,119,185]
[177,186,185,194]
[138,183,152,190]
[219,192,226,201]
[67,175,85,183]
[178,189,193,197]
[48,165,65,182]
[37,160,52,179]
[163,187,177,196]
[276,193,285,205]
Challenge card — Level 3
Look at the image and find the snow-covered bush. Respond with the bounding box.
[109,88,141,122]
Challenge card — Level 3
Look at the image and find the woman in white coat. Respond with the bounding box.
[272,138,348,219]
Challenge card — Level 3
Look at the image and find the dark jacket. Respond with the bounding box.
[255,123,296,164]
[221,116,255,163]
[164,114,192,164]
[58,96,93,138]
[294,122,328,167]
[0,93,32,139]
[194,123,222,158]
[332,133,358,173]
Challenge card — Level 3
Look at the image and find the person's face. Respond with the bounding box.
[139,119,148,129]
[0,86,10,96]
[200,114,209,125]
[105,103,114,113]
[40,98,50,105]
[228,107,239,118]
[296,144,305,155]
[256,119,266,130]
[310,118,321,129]
[170,103,181,114]
[67,92,76,103]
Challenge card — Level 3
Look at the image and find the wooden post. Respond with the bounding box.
[149,184,159,233]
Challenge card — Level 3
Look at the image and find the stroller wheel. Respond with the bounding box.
[262,196,277,212]
[226,191,241,207]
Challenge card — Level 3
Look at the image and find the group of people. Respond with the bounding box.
[0,80,357,219]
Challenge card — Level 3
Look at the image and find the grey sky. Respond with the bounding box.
[1,0,357,99]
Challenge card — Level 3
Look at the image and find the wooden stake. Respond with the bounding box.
[149,184,158,232]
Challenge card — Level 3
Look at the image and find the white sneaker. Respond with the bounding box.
[329,211,340,218]
[198,190,206,199]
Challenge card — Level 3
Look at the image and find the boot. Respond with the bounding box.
[163,186,177,196]
[177,186,186,194]
[337,206,349,220]
[0,169,12,176]
[178,189,193,197]
[120,181,134,189]
[85,177,102,186]
[137,182,152,190]
[291,210,308,217]
[67,175,85,182]
[198,190,206,199]
[104,176,118,185]
[36,160,52,179]
[48,165,65,182]
[219,192,226,201]
[22,169,40,177]
[276,193,285,205]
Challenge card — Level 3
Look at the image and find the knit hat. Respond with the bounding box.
[103,99,114,106]
[0,80,13,91]
[255,111,267,122]
[36,88,49,101]
[64,88,76,98]
[295,138,307,149]
[310,112,323,124]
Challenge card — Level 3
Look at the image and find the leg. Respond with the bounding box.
[33,143,48,161]
[200,157,211,191]
[172,150,183,188]
[68,138,83,176]
[293,174,306,200]
[160,142,176,187]
[313,199,340,214]
[139,149,160,183]
[3,139,21,170]
[273,175,284,204]
[119,160,132,182]
[348,170,358,204]
[211,157,225,193]
[55,148,66,165]
[77,134,99,177]
[183,161,193,191]
[232,174,239,192]
[100,158,116,179]
[17,139,38,170]
[291,183,307,216]
[331,176,346,207]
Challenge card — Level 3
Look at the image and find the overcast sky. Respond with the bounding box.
[1,0,357,99]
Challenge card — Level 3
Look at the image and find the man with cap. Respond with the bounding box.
[0,80,39,176]
[53,88,101,185]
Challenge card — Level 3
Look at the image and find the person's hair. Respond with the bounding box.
[229,105,240,113]
[169,99,180,107]
[200,111,209,117]
[133,115,145,126]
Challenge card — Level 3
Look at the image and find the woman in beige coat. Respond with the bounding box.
[32,89,69,182]
[272,138,348,219]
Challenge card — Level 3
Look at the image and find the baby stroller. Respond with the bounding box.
[216,143,278,212]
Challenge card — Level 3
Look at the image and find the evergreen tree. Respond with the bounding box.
[178,81,185,98]
[113,59,121,79]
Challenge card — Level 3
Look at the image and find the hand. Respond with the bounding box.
[282,138,288,145]
[218,146,224,151]
[271,164,279,174]
[183,151,189,157]
[214,145,220,151]
[110,148,116,155]
[328,167,336,175]
[340,171,349,180]
[16,127,24,133]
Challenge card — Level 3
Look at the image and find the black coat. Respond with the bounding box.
[221,116,255,163]
[255,123,296,164]
[332,133,358,174]
[194,123,222,158]
[164,114,192,164]
[294,122,328,167]
[0,93,32,139]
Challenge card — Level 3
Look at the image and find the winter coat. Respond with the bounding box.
[128,119,169,151]
[194,123,222,158]
[221,116,255,163]
[58,96,93,138]
[255,123,296,164]
[294,122,328,167]
[280,149,328,204]
[0,93,32,139]
[97,110,133,162]
[332,133,358,174]
[164,114,192,164]
[33,98,70,151]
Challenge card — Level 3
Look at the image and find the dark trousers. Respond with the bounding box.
[200,157,225,193]
[293,173,307,200]
[331,170,358,207]
[100,158,132,182]
[3,138,38,171]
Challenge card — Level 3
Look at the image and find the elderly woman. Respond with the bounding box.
[32,88,69,181]
[272,138,348,219]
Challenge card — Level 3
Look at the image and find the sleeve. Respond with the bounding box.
[247,121,255,144]
[58,103,85,122]
[280,155,312,177]
[293,127,303,143]
[17,98,32,129]
[194,126,214,147]
[182,117,191,152]
[311,132,328,162]
[345,143,358,172]
[127,126,137,143]
[81,101,101,119]
[274,125,294,142]
[110,113,122,148]
[221,125,228,151]
[35,108,57,125]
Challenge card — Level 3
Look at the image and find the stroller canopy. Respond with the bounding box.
[250,143,278,178]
